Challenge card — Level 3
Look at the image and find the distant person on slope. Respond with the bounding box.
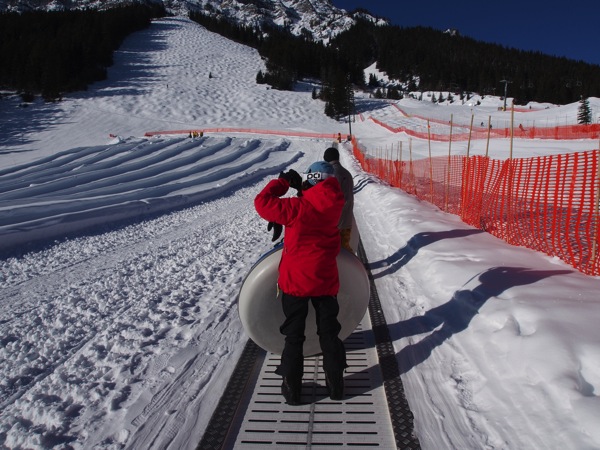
[254,161,347,405]
[324,147,355,253]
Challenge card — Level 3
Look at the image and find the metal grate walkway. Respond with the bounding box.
[197,240,420,449]
[223,318,395,448]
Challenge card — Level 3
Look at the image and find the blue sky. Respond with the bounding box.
[331,1,600,66]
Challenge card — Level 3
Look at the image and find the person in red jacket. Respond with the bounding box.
[254,161,347,405]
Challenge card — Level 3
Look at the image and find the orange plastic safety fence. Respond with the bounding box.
[352,137,600,276]
[368,116,600,141]
[144,128,341,140]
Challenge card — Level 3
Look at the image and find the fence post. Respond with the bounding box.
[395,141,401,187]
[485,115,491,157]
[507,103,516,242]
[510,103,515,160]
[445,114,454,211]
[385,144,390,183]
[428,120,434,203]
[409,138,414,194]
[467,114,474,159]
[399,141,403,189]
[461,114,475,219]
[593,148,600,264]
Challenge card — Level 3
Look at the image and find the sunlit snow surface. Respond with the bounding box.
[1,16,600,450]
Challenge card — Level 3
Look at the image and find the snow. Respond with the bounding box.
[1,16,600,450]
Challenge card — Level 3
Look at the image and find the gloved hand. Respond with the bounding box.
[279,169,302,192]
[267,221,283,242]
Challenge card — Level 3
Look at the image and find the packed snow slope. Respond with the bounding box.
[1,16,599,450]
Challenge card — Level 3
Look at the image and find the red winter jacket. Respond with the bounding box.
[254,177,344,297]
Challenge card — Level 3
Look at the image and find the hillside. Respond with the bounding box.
[2,0,600,106]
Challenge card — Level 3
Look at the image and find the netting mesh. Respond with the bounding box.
[352,137,600,276]
[143,126,600,276]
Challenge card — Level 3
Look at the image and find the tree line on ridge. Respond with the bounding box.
[0,4,166,101]
[190,10,600,118]
[2,5,598,118]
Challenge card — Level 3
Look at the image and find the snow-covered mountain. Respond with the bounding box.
[0,0,388,42]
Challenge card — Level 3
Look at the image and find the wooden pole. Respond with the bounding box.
[485,115,491,157]
[385,144,389,182]
[507,103,515,242]
[428,120,434,202]
[593,144,600,264]
[462,114,475,218]
[510,103,515,160]
[467,114,474,159]
[399,141,403,189]
[409,138,414,193]
[446,114,454,211]
[396,142,401,187]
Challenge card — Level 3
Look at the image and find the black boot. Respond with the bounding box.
[325,371,344,400]
[281,376,302,405]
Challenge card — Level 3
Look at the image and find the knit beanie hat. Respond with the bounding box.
[303,161,335,186]
[323,147,339,162]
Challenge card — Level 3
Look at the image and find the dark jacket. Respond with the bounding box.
[330,160,354,230]
[254,177,344,296]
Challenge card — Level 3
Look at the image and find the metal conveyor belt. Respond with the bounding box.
[198,240,421,449]
[224,317,395,448]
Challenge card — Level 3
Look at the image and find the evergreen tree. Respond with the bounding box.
[346,82,355,120]
[262,63,295,90]
[577,97,592,124]
[368,73,379,88]
[0,5,165,100]
[321,72,352,120]
[324,97,335,117]
[387,86,402,99]
[189,9,600,104]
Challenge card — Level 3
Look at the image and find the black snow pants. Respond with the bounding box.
[275,292,348,381]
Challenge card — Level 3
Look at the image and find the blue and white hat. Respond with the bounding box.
[303,161,335,186]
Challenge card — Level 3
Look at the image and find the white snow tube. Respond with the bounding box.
[237,245,370,356]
